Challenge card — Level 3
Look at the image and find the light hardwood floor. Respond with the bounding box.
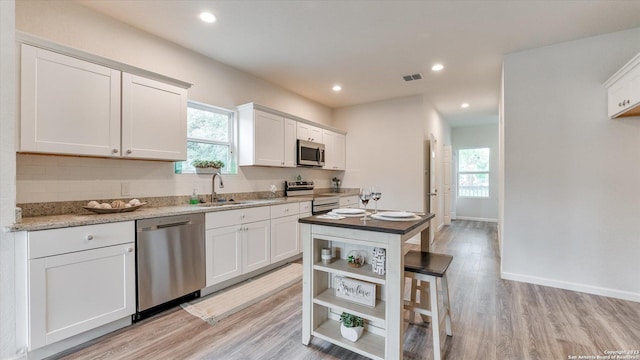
[56,221,640,360]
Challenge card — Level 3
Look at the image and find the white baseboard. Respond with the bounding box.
[455,216,498,223]
[438,223,445,231]
[501,271,640,303]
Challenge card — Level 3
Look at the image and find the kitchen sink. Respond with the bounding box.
[197,199,281,207]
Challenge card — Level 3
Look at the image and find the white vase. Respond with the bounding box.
[340,324,364,342]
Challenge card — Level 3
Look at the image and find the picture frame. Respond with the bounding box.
[333,276,376,307]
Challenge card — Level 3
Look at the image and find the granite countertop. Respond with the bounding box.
[7,191,361,232]
[299,211,435,235]
[8,197,306,232]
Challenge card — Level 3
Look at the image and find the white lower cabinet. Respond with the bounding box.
[205,207,271,286]
[27,222,135,350]
[339,195,360,209]
[205,225,242,286]
[271,214,299,263]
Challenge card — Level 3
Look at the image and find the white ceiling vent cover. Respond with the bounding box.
[403,73,423,82]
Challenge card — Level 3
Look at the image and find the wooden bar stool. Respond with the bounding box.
[404,251,453,360]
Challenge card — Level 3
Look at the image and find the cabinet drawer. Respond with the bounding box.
[271,203,299,218]
[299,201,312,214]
[339,196,359,208]
[28,221,134,259]
[206,206,270,229]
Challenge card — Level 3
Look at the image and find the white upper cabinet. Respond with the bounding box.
[605,52,640,118]
[322,129,346,170]
[238,105,297,167]
[19,43,189,161]
[297,122,323,143]
[121,74,187,160]
[20,44,121,157]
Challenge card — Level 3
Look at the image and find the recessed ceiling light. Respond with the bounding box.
[332,85,342,92]
[431,64,444,71]
[461,103,470,108]
[199,12,216,23]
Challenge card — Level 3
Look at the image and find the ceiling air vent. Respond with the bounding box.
[403,73,423,82]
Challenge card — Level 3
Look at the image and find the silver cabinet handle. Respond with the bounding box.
[112,148,119,154]
[126,150,132,155]
[126,247,133,253]
[86,235,94,241]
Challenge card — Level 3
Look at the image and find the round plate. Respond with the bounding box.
[83,203,147,214]
[332,208,366,215]
[377,211,414,218]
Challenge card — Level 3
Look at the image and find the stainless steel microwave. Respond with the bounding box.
[297,139,325,167]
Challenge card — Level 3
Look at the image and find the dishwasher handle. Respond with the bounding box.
[138,220,192,232]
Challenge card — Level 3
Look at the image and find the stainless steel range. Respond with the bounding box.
[285,180,339,214]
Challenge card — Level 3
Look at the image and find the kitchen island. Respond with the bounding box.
[299,212,435,360]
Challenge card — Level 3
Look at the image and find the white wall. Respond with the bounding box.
[502,27,640,302]
[333,95,451,219]
[0,1,20,358]
[452,124,499,221]
[14,0,338,203]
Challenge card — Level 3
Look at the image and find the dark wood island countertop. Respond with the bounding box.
[298,211,435,235]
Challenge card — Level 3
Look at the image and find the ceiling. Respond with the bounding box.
[76,0,640,127]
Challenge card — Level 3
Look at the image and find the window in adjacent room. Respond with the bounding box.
[179,101,237,174]
[458,148,490,198]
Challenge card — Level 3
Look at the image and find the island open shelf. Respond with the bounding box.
[300,212,434,360]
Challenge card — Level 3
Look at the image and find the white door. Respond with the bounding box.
[20,44,121,157]
[254,110,285,166]
[206,226,242,286]
[425,135,438,243]
[444,145,452,225]
[271,215,299,263]
[28,243,135,350]
[121,73,187,161]
[243,220,271,273]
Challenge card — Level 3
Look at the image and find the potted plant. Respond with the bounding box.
[192,160,225,174]
[339,312,365,342]
[347,250,363,268]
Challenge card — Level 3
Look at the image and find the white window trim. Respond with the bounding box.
[183,100,237,174]
[457,147,490,199]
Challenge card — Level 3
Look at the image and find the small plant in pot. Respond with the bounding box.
[192,160,225,174]
[339,312,365,342]
[347,250,364,268]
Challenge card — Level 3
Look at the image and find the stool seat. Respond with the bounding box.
[404,251,453,360]
[404,251,453,277]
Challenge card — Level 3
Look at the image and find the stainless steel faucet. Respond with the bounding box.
[211,170,224,203]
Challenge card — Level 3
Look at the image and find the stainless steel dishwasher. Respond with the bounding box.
[135,213,205,320]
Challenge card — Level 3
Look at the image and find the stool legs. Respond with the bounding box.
[442,274,452,337]
[429,278,441,360]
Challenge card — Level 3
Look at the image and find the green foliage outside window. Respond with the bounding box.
[178,102,237,174]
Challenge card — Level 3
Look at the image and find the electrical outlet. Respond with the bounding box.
[121,182,130,196]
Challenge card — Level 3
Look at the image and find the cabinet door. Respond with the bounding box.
[121,73,187,161]
[206,226,242,286]
[271,214,299,263]
[333,132,346,170]
[243,220,271,273]
[20,44,121,157]
[28,243,135,350]
[254,110,285,166]
[283,118,297,167]
[297,122,323,143]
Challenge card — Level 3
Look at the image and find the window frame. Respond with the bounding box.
[457,147,490,199]
[183,100,237,174]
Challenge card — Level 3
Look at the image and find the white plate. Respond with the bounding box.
[371,213,421,222]
[377,211,414,218]
[332,208,366,215]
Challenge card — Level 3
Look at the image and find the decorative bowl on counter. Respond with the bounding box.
[83,203,147,214]
[83,199,147,214]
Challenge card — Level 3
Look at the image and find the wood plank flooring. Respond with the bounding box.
[55,220,640,360]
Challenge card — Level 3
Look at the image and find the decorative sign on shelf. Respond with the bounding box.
[334,276,376,307]
[371,247,386,276]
